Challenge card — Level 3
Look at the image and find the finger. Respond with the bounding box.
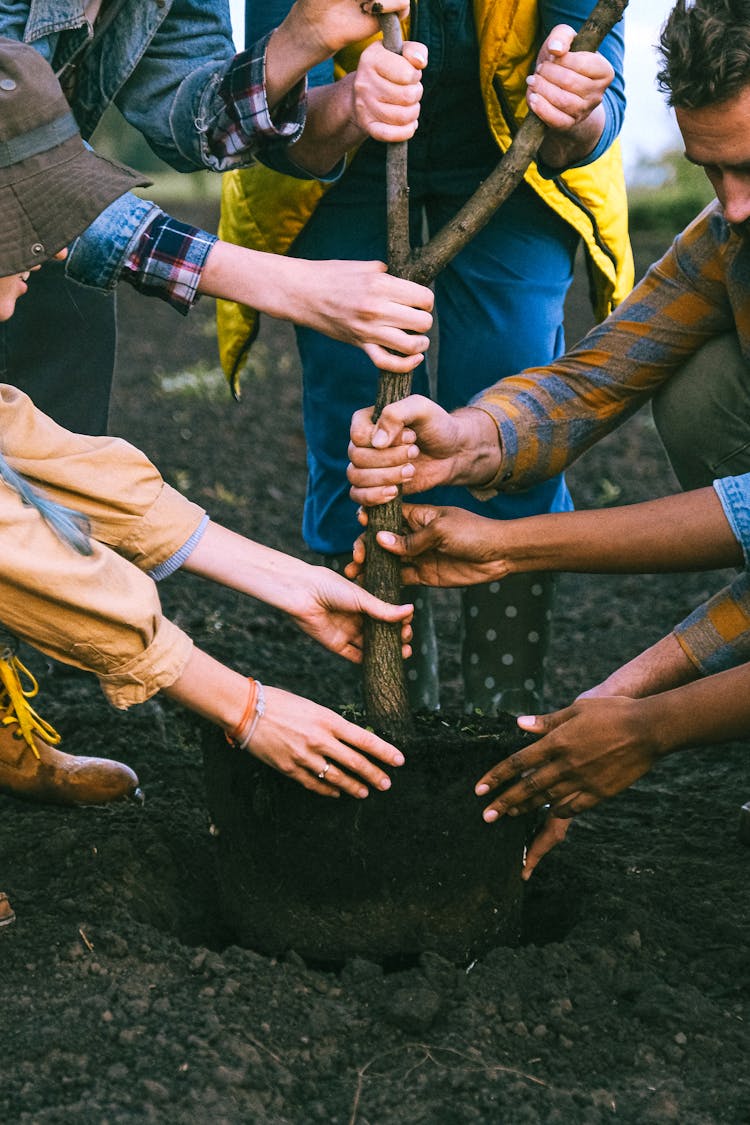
[482,765,571,822]
[521,814,571,881]
[347,437,418,469]
[551,791,600,817]
[328,742,399,793]
[362,344,425,373]
[348,463,415,499]
[371,395,436,448]
[474,742,550,795]
[538,24,576,60]
[401,41,428,71]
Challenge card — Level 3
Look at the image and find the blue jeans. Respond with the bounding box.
[293,148,578,554]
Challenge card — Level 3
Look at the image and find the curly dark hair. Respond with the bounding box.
[657,0,750,108]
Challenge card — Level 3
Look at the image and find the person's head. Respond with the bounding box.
[0,36,148,321]
[658,1,750,229]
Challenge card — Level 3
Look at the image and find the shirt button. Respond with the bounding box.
[0,78,16,91]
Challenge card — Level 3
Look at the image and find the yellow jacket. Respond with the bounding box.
[217,0,633,394]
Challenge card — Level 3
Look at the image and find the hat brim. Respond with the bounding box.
[0,139,150,276]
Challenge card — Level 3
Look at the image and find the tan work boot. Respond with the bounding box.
[0,650,139,806]
[0,891,15,929]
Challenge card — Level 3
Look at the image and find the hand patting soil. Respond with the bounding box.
[0,216,748,1123]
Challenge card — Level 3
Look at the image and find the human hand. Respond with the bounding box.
[291,563,413,660]
[527,24,613,133]
[247,686,405,798]
[348,397,500,505]
[292,0,410,59]
[351,40,427,142]
[475,696,668,822]
[347,503,511,587]
[288,259,434,374]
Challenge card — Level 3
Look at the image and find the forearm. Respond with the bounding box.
[162,646,250,733]
[199,239,313,319]
[497,489,743,577]
[183,522,313,616]
[284,79,362,177]
[586,633,702,699]
[640,662,750,754]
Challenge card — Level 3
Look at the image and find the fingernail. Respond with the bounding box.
[385,486,398,499]
[372,429,388,448]
[413,48,427,65]
[392,751,405,766]
[526,92,537,108]
[407,445,420,460]
[379,531,396,546]
[549,37,564,51]
[526,73,537,86]
[475,783,489,795]
[402,465,415,479]
[484,809,498,823]
[358,787,369,798]
[379,777,392,791]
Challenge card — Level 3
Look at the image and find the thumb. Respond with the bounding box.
[517,706,570,736]
[360,589,414,621]
[539,23,576,62]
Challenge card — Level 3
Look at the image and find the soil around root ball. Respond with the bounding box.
[203,712,536,965]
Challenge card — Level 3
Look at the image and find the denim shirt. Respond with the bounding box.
[2,2,288,289]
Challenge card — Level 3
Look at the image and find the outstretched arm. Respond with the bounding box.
[476,662,750,824]
[199,241,434,374]
[182,522,413,664]
[347,488,744,587]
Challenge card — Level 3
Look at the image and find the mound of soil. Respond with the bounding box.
[0,212,748,1124]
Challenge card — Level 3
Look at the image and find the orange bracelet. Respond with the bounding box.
[225,677,257,747]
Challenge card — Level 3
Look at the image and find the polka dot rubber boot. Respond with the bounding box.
[460,573,555,716]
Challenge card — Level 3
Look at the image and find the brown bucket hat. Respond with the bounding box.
[0,36,150,276]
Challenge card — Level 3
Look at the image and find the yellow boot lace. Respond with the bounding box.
[0,649,62,757]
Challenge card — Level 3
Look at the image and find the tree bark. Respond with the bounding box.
[362,0,629,737]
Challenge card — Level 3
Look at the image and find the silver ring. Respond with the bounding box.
[317,761,331,780]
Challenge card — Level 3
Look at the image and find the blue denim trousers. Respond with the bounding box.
[290,0,579,554]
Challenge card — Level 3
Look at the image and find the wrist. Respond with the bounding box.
[453,407,503,488]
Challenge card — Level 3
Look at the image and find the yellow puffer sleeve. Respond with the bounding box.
[216,166,328,398]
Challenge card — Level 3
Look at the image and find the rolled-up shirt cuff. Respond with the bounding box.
[97,618,195,710]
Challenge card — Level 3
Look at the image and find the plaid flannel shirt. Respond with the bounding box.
[121,32,305,310]
[471,199,750,675]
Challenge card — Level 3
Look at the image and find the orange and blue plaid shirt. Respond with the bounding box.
[472,199,750,674]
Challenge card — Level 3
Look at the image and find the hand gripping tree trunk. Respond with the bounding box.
[362,0,629,740]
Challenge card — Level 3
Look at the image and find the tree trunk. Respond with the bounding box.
[362,0,629,737]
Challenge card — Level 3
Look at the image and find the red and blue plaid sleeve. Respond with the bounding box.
[121,212,217,312]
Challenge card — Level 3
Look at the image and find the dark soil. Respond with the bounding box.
[1,208,748,1124]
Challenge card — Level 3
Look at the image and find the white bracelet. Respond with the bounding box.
[238,680,266,750]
